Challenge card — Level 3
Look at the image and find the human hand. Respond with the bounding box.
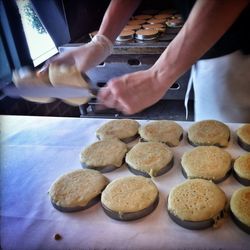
[38,35,113,74]
[97,69,168,115]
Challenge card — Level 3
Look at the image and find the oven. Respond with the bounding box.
[59,0,193,119]
[59,0,193,120]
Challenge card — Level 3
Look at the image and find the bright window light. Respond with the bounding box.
[16,0,58,66]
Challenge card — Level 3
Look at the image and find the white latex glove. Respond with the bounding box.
[40,34,113,73]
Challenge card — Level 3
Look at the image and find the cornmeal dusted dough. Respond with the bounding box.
[181,146,232,181]
[139,120,183,147]
[101,176,158,213]
[125,142,173,177]
[49,169,108,209]
[233,153,250,180]
[188,120,230,147]
[49,63,90,106]
[12,67,54,103]
[80,139,127,168]
[96,119,140,142]
[230,187,250,227]
[237,124,250,151]
[237,124,250,144]
[168,179,227,221]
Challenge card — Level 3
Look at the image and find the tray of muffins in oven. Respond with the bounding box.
[48,119,250,234]
[89,10,184,43]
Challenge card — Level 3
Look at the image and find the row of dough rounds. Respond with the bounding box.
[80,119,250,182]
[94,119,250,150]
[49,170,250,233]
[80,119,249,184]
[48,119,250,234]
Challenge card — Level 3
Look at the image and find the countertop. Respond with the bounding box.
[0,115,249,250]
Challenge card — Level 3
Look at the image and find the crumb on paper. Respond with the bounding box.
[54,233,62,240]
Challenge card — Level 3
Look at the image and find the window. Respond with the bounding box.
[16,0,58,66]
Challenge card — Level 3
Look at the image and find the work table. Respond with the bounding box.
[1,115,249,250]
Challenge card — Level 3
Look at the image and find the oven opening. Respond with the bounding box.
[127,59,141,66]
[170,83,180,90]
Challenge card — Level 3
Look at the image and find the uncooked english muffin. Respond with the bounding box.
[139,120,183,147]
[167,179,227,230]
[187,120,230,147]
[181,146,232,183]
[125,142,174,177]
[101,176,159,221]
[236,124,250,152]
[80,139,128,173]
[233,153,250,186]
[49,169,109,212]
[96,119,140,143]
[230,187,250,234]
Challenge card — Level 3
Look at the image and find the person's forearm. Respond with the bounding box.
[152,0,249,89]
[98,0,142,43]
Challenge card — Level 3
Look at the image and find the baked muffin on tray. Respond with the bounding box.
[187,120,230,147]
[116,30,134,42]
[49,169,109,212]
[96,119,140,143]
[138,120,183,147]
[167,179,227,230]
[80,139,127,173]
[135,29,159,40]
[101,176,159,221]
[181,146,232,183]
[134,14,152,20]
[125,142,174,178]
[236,124,250,151]
[230,187,250,234]
[233,153,250,186]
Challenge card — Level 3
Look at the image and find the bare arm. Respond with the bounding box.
[99,0,249,114]
[153,0,249,89]
[98,0,142,43]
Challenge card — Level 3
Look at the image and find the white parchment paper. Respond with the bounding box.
[0,115,249,250]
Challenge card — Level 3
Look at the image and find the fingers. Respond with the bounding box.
[98,87,118,109]
[97,84,135,115]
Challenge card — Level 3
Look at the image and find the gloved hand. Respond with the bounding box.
[40,34,113,73]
